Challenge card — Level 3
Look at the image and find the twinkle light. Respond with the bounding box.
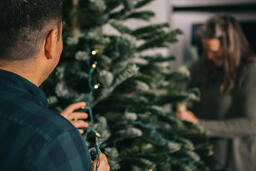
[96,132,101,138]
[94,83,100,89]
[84,43,102,171]
[92,61,98,68]
[149,169,153,171]
[91,49,99,55]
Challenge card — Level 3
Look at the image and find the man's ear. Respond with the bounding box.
[44,28,58,60]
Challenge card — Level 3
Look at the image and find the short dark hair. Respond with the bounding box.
[0,0,63,61]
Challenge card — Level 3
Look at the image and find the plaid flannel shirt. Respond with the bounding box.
[0,69,91,171]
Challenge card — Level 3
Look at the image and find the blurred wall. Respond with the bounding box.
[169,0,256,68]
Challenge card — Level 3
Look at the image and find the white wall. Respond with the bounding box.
[170,0,256,7]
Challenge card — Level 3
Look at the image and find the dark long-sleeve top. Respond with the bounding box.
[189,60,256,171]
[0,69,91,171]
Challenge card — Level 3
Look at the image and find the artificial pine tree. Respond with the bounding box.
[42,0,213,170]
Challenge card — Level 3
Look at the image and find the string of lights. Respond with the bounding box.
[132,120,178,146]
[81,45,101,171]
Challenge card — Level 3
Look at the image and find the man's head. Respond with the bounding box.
[0,0,63,85]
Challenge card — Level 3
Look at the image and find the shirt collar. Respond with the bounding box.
[0,69,48,107]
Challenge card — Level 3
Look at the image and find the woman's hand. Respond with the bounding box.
[176,103,198,124]
[61,102,89,134]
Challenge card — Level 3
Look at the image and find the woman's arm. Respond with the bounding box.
[179,63,256,138]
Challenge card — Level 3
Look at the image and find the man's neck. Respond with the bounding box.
[0,62,41,87]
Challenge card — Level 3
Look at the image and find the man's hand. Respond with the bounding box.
[61,102,89,134]
[176,103,198,124]
[91,151,110,171]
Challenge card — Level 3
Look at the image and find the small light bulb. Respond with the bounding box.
[92,62,97,68]
[149,169,153,171]
[96,132,101,138]
[91,49,98,55]
[94,83,100,89]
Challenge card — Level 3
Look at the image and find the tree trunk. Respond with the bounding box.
[72,0,81,37]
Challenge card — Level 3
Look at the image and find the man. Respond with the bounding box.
[0,0,109,171]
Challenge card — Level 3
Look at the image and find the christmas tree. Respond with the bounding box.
[42,0,213,170]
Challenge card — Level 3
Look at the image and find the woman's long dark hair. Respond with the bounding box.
[198,15,254,94]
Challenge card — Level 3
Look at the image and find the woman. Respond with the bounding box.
[177,15,256,171]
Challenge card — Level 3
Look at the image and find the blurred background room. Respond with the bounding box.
[169,0,256,68]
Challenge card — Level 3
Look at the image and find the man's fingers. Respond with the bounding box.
[63,102,86,114]
[72,120,89,128]
[70,112,88,120]
[99,152,110,170]
[78,129,84,134]
[92,152,110,171]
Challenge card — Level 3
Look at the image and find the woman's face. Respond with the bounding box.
[202,38,225,67]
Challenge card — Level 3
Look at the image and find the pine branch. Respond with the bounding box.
[109,9,127,20]
[137,29,182,51]
[124,11,155,21]
[92,65,139,107]
[131,23,170,37]
[123,0,134,10]
[142,54,176,63]
[134,0,155,9]
[105,0,123,12]
[110,20,132,34]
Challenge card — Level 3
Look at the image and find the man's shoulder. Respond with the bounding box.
[31,107,78,141]
[0,90,89,170]
[0,89,77,142]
